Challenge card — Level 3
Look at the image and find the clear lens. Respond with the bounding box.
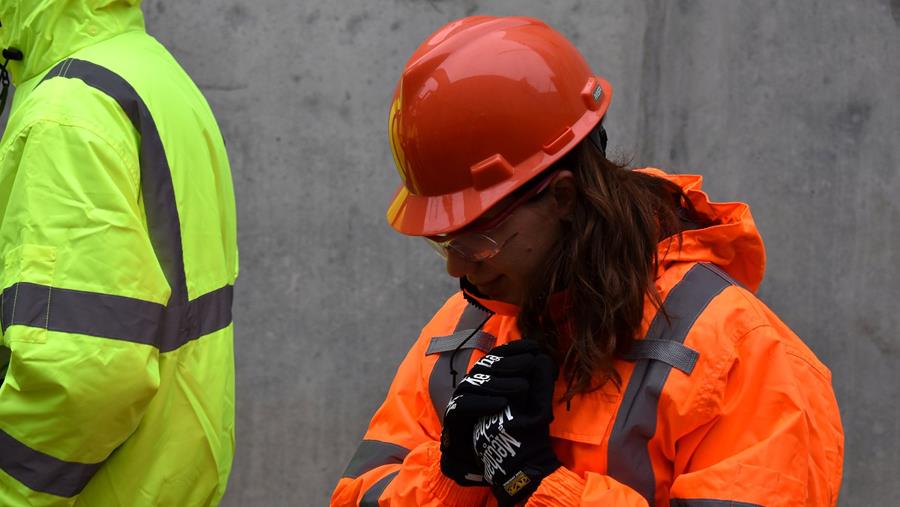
[425,237,449,259]
[424,234,500,263]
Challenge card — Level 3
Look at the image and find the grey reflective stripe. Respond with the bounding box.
[360,470,399,507]
[1,282,233,353]
[160,284,233,352]
[0,428,101,498]
[342,440,410,479]
[622,339,699,375]
[671,499,763,507]
[429,304,492,424]
[426,329,496,355]
[607,263,731,505]
[41,58,187,302]
[702,262,745,290]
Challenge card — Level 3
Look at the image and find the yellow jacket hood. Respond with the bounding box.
[0,0,144,84]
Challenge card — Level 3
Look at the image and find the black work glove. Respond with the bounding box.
[439,340,547,486]
[473,351,561,506]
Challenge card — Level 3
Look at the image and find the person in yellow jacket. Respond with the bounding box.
[0,1,238,505]
[332,16,843,507]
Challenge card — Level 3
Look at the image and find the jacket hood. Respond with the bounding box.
[0,0,144,84]
[461,167,767,314]
[649,168,766,292]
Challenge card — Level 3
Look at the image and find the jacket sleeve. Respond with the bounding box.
[0,120,165,506]
[663,323,843,507]
[331,301,493,507]
[524,324,843,507]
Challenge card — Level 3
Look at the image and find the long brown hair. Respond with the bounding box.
[518,140,704,402]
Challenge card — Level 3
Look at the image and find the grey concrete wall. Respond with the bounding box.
[144,1,899,505]
[5,0,895,505]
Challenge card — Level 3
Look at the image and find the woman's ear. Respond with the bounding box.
[549,170,577,220]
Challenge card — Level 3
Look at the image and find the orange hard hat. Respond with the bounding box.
[386,16,612,236]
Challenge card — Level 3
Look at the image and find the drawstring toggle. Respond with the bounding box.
[1,47,24,116]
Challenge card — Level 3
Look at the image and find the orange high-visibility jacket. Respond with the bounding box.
[332,170,844,507]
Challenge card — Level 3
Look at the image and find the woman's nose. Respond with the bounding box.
[446,250,477,278]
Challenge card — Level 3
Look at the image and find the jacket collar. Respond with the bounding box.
[1,0,145,85]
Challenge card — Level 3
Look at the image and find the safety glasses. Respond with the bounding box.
[425,171,557,263]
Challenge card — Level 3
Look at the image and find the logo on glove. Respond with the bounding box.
[445,395,461,416]
[474,407,523,484]
[462,373,492,387]
[503,471,532,496]
[473,354,502,368]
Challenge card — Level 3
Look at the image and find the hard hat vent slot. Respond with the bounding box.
[470,154,515,190]
[542,127,575,155]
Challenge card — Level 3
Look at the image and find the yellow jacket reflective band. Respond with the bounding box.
[1,281,232,352]
[0,429,101,498]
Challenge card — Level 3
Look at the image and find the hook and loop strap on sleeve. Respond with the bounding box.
[607,263,732,506]
[622,339,699,375]
[426,330,496,355]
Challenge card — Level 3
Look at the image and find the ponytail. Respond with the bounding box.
[518,141,704,401]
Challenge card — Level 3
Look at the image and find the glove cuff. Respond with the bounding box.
[429,444,493,506]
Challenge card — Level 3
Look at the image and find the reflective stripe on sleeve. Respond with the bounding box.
[0,428,101,498]
[429,304,493,424]
[0,282,233,352]
[670,499,763,507]
[360,470,399,507]
[622,339,699,375]
[342,440,410,479]
[607,263,732,505]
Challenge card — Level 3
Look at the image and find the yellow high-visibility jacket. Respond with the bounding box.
[0,1,238,505]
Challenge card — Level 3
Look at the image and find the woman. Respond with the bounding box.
[332,16,843,507]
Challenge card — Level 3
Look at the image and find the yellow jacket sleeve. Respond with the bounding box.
[0,118,166,505]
